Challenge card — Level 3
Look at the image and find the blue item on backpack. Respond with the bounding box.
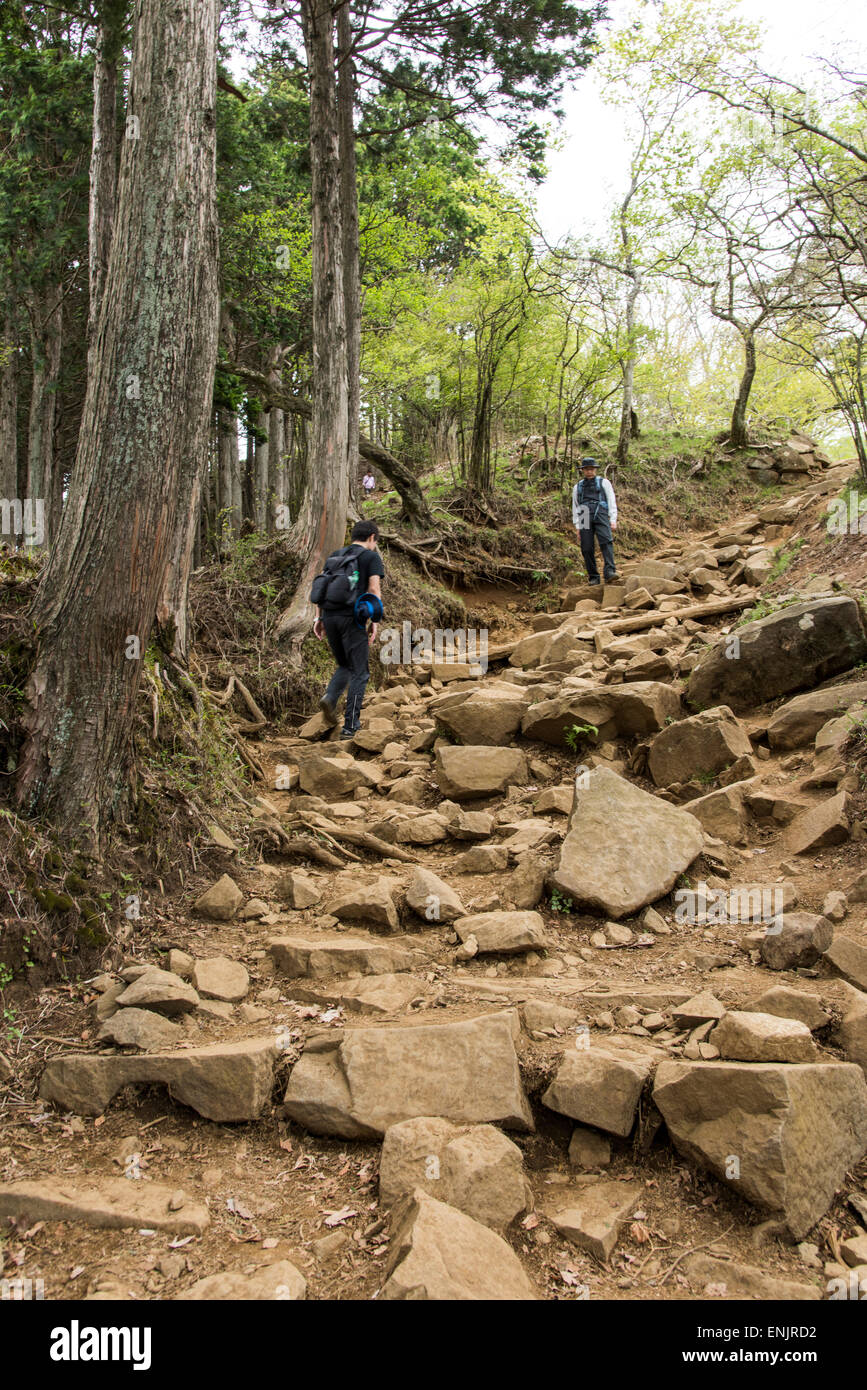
[353,592,384,629]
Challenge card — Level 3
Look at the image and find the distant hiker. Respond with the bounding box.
[311,520,385,739]
[362,471,376,497]
[572,456,618,586]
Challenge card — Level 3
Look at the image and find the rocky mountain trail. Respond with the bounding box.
[2,458,867,1302]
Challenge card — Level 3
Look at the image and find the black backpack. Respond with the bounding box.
[310,545,362,609]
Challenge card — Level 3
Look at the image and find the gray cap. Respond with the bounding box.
[581,456,598,469]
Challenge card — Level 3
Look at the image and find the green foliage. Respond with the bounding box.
[769,538,804,580]
[0,35,92,295]
[550,887,574,913]
[564,721,598,750]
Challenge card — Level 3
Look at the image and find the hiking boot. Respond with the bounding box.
[339,729,356,741]
[318,696,338,727]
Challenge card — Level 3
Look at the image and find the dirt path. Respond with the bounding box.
[2,460,866,1303]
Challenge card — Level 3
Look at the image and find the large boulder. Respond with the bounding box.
[685,781,751,844]
[838,989,867,1077]
[521,681,680,747]
[647,706,752,788]
[193,874,243,922]
[688,597,867,713]
[434,746,528,800]
[550,1181,643,1261]
[520,687,615,746]
[282,1011,533,1137]
[742,987,829,1032]
[191,957,249,1003]
[653,1059,867,1238]
[509,630,556,669]
[380,1190,537,1300]
[115,968,199,1017]
[550,767,703,919]
[39,1038,278,1122]
[275,871,321,910]
[434,687,531,746]
[542,1039,660,1136]
[454,911,548,956]
[785,792,851,855]
[268,934,416,980]
[711,1011,816,1063]
[404,867,466,924]
[299,753,380,798]
[766,680,867,749]
[824,937,867,991]
[97,1009,182,1051]
[327,876,401,931]
[379,1117,528,1229]
[759,912,833,971]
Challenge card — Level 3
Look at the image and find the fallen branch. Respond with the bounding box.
[234,737,265,781]
[298,814,419,864]
[277,834,347,869]
[233,674,268,732]
[652,1221,738,1287]
[603,594,755,634]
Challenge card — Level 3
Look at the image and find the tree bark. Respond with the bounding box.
[276,0,349,641]
[16,0,220,842]
[26,283,63,546]
[243,426,255,526]
[87,3,124,355]
[254,405,269,532]
[0,305,18,510]
[218,406,240,542]
[729,328,756,449]
[269,404,285,512]
[337,0,362,518]
[616,269,640,468]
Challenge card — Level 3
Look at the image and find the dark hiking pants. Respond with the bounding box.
[323,610,370,732]
[579,515,616,584]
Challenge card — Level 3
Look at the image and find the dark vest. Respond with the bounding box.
[578,475,608,518]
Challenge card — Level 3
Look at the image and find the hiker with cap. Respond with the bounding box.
[572,456,618,586]
[311,520,385,739]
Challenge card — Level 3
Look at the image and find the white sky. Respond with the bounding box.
[535,0,867,241]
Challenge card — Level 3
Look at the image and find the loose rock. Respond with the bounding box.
[380,1190,537,1300]
[653,1059,867,1238]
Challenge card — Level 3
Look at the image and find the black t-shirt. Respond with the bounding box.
[322,543,385,612]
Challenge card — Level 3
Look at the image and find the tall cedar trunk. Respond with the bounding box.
[616,270,640,468]
[337,0,362,516]
[26,284,63,545]
[218,406,240,542]
[0,305,18,508]
[243,429,255,525]
[269,405,284,511]
[276,0,348,640]
[730,329,756,449]
[255,409,269,532]
[87,5,123,354]
[16,0,220,841]
[154,395,216,660]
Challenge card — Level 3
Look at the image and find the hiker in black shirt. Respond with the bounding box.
[312,520,385,738]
